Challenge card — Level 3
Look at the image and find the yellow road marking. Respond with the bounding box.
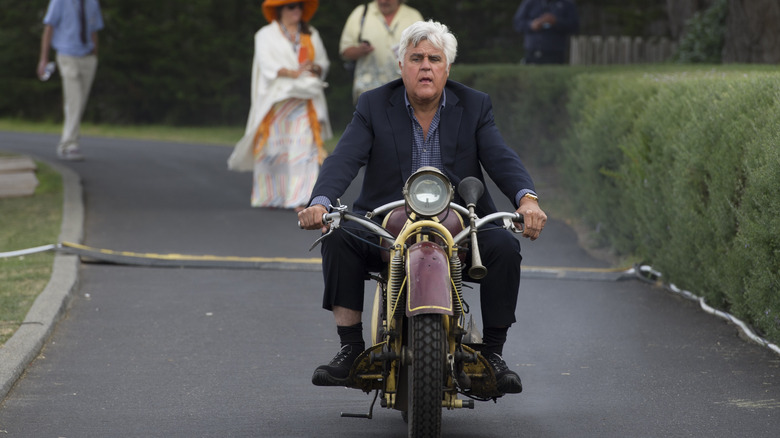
[60,242,322,264]
[59,242,632,273]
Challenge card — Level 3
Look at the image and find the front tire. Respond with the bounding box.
[407,314,444,437]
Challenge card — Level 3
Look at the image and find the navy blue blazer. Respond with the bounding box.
[311,79,536,218]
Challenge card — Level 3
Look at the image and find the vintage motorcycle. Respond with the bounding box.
[307,167,525,437]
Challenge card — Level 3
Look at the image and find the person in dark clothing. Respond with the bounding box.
[298,20,547,395]
[513,0,579,64]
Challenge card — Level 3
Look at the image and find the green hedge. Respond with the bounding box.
[452,64,780,344]
[561,67,780,343]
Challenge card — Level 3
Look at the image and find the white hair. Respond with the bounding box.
[398,20,458,67]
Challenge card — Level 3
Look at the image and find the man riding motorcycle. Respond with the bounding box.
[297,19,547,395]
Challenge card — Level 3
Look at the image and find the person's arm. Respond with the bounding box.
[531,13,556,31]
[277,67,303,78]
[341,42,374,61]
[37,25,53,78]
[512,1,534,34]
[309,29,330,79]
[550,2,580,34]
[339,4,373,60]
[91,32,99,55]
[254,27,299,80]
[471,92,545,238]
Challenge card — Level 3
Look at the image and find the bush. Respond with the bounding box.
[673,0,728,63]
[729,108,780,341]
[562,67,780,342]
[562,72,660,251]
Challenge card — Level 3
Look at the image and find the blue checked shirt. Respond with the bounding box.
[407,92,444,172]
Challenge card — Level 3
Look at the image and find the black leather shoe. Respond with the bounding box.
[311,344,362,386]
[484,352,523,394]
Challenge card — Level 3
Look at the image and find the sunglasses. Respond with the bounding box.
[283,2,303,9]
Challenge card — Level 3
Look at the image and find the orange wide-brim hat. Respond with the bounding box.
[262,0,319,23]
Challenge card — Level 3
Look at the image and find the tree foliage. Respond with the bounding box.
[1,0,673,127]
[673,0,728,63]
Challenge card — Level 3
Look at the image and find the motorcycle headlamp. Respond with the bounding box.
[403,167,453,218]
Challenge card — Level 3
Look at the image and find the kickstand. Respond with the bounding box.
[340,390,379,419]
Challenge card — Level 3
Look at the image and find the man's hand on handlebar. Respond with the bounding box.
[516,197,547,241]
[298,204,330,233]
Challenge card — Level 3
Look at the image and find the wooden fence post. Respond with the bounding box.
[569,36,677,65]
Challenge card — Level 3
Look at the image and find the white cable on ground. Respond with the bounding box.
[0,244,58,258]
[636,264,780,356]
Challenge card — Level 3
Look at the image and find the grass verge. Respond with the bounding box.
[0,119,244,146]
[0,160,62,345]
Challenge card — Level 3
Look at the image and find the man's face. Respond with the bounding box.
[400,40,449,105]
[376,0,401,17]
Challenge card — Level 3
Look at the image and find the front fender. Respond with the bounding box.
[406,241,453,316]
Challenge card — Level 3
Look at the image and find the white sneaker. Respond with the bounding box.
[57,145,85,161]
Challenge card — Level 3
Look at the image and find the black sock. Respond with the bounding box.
[337,323,365,350]
[482,327,508,356]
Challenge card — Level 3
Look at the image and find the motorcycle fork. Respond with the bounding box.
[379,224,462,411]
[379,241,405,409]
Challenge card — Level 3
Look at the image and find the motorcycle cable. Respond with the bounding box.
[339,226,392,254]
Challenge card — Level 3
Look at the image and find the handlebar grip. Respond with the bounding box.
[298,211,334,229]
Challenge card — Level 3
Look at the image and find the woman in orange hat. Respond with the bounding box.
[228,0,331,211]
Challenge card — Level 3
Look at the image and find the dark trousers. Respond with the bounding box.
[320,221,523,328]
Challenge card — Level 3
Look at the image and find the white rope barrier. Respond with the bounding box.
[0,244,58,258]
[636,264,780,356]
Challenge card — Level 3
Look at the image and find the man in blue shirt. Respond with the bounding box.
[513,0,579,64]
[37,0,104,161]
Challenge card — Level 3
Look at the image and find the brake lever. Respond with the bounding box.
[307,204,346,251]
[504,214,525,234]
[308,228,333,251]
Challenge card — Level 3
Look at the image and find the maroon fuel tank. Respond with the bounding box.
[380,207,465,263]
[405,241,453,316]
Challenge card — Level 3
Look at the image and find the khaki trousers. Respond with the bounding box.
[56,53,98,150]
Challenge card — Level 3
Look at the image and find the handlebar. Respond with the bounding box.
[322,210,396,241]
[301,202,523,246]
[452,211,523,245]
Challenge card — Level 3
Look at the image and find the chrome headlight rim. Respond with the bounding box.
[402,167,454,218]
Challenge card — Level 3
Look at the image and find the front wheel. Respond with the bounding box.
[407,314,445,437]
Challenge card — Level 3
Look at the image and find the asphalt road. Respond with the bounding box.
[0,131,778,437]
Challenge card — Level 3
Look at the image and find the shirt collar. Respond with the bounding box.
[404,89,447,112]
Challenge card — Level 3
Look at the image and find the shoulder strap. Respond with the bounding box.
[357,3,369,42]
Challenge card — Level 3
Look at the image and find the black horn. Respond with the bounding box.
[458,177,484,206]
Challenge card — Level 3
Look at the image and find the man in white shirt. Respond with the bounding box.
[339,0,423,103]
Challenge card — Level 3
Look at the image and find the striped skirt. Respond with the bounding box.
[252,98,319,209]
